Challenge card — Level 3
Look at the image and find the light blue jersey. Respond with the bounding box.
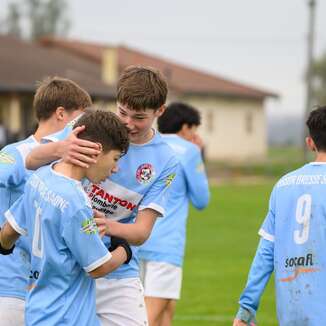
[5,165,111,326]
[239,162,326,325]
[0,136,38,300]
[43,122,178,279]
[139,134,210,266]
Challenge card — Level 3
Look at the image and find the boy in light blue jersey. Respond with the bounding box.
[0,110,132,326]
[25,66,179,326]
[0,76,90,325]
[139,102,210,326]
[234,106,326,326]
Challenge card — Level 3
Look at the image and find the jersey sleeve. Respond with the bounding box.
[41,124,74,143]
[0,146,26,188]
[138,156,179,217]
[4,196,28,236]
[62,207,112,273]
[239,238,274,315]
[183,146,210,210]
[258,187,276,242]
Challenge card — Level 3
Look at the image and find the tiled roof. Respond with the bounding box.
[40,37,277,100]
[0,35,115,99]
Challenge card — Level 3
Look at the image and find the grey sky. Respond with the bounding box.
[2,0,326,117]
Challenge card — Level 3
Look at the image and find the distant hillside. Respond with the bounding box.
[267,115,303,146]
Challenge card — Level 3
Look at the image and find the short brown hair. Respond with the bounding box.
[117,65,168,111]
[306,105,326,151]
[74,109,129,154]
[33,76,92,121]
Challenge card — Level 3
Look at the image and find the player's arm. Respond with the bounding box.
[95,157,179,245]
[64,208,132,278]
[25,126,101,170]
[89,237,132,278]
[184,147,210,210]
[0,222,20,254]
[233,237,274,325]
[1,198,28,254]
[234,187,276,325]
[95,208,159,246]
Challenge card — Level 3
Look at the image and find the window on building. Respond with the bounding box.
[207,111,214,133]
[245,111,253,134]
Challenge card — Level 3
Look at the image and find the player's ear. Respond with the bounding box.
[155,105,165,118]
[306,136,317,152]
[55,106,66,121]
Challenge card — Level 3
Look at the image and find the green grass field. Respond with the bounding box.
[174,183,278,326]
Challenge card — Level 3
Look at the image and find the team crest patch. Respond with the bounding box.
[0,151,15,164]
[165,173,176,187]
[81,219,98,235]
[136,163,155,184]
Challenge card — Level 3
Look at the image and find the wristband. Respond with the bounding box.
[108,236,132,264]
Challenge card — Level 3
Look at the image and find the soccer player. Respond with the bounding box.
[25,66,179,326]
[0,110,132,326]
[233,105,326,326]
[0,76,91,325]
[138,102,210,326]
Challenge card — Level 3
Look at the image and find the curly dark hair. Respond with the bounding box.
[74,109,129,155]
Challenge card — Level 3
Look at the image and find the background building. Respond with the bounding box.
[0,35,277,160]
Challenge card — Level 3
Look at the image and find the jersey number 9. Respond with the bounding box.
[294,194,312,245]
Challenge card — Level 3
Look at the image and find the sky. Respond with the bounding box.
[2,0,326,118]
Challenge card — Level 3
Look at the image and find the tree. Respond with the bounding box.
[312,52,326,105]
[5,1,22,38]
[3,0,70,40]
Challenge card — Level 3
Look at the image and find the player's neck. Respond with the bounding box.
[314,152,326,163]
[131,128,154,144]
[33,120,63,142]
[53,161,85,182]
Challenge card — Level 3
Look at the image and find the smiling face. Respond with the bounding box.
[116,102,165,144]
[85,149,121,184]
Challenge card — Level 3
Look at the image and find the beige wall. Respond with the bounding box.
[179,96,267,162]
[0,94,21,134]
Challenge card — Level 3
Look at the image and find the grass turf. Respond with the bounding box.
[173,183,278,326]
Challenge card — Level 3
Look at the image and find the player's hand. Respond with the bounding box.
[93,210,107,237]
[191,133,204,149]
[61,126,101,168]
[109,236,132,264]
[233,318,256,326]
[94,210,118,237]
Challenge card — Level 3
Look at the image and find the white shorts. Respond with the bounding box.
[139,260,182,300]
[96,277,148,326]
[0,297,25,326]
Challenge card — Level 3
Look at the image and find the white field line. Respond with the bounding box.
[174,314,276,324]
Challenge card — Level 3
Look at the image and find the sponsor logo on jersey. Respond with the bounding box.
[87,184,138,216]
[280,253,319,282]
[81,218,98,235]
[136,163,155,184]
[0,151,15,164]
[165,173,176,187]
